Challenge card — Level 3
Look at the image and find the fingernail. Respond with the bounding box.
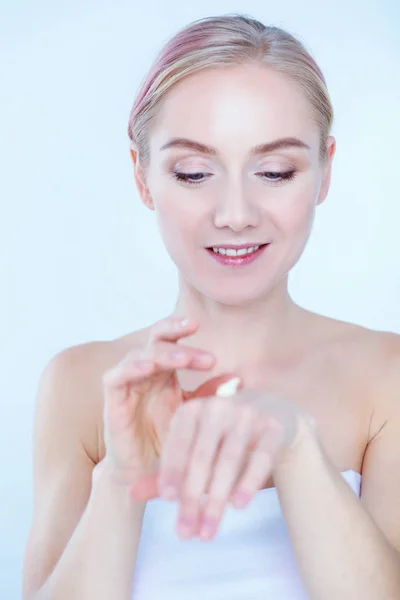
[177,516,195,538]
[232,490,252,509]
[200,517,217,540]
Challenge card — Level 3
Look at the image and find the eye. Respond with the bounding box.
[256,170,297,185]
[172,170,297,187]
[172,171,210,186]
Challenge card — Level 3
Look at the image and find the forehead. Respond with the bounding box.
[150,63,318,153]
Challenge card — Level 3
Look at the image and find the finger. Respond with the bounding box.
[130,375,243,501]
[103,360,155,445]
[130,400,205,501]
[230,417,284,509]
[175,399,232,539]
[117,315,200,371]
[147,315,199,345]
[143,340,215,371]
[103,313,218,394]
[197,404,255,540]
[158,400,204,501]
[102,359,155,398]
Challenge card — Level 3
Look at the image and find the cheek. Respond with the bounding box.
[154,198,199,257]
[289,201,315,235]
[277,178,318,237]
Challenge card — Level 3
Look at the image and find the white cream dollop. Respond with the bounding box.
[215,376,241,397]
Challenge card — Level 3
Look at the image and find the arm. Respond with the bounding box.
[272,341,400,600]
[22,347,146,600]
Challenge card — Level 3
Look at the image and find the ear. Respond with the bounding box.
[129,145,155,211]
[316,135,336,206]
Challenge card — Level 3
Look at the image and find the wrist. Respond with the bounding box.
[273,413,320,472]
[89,459,147,524]
[93,457,146,496]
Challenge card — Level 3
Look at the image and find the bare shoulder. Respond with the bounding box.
[306,309,400,363]
[309,310,400,439]
[42,326,151,464]
[352,325,400,437]
[323,314,400,374]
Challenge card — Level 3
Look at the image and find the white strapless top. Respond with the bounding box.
[132,469,361,600]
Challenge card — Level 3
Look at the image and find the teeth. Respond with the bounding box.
[212,245,260,256]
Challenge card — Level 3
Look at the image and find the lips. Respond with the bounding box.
[206,243,270,266]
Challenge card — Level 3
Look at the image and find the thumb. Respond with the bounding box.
[130,373,242,501]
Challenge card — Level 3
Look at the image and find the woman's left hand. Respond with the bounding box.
[131,384,317,541]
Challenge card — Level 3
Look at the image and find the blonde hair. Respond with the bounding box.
[127,13,334,173]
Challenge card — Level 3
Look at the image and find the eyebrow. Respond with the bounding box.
[160,136,311,156]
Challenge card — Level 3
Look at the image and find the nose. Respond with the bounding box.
[213,182,260,232]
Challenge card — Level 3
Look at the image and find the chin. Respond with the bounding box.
[196,280,275,307]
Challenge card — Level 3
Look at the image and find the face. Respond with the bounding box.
[131,63,335,305]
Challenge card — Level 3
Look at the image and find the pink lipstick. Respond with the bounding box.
[206,243,269,267]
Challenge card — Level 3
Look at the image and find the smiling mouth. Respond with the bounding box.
[206,243,268,256]
[205,243,270,266]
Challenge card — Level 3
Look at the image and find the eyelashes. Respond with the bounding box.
[172,170,297,187]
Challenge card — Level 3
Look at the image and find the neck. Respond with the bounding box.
[172,275,308,374]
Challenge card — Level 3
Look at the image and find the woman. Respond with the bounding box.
[22,13,400,600]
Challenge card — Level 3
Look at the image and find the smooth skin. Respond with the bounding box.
[131,381,315,541]
[22,63,400,598]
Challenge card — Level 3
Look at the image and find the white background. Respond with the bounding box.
[1,0,399,597]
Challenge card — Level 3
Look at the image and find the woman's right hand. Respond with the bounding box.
[100,315,236,489]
